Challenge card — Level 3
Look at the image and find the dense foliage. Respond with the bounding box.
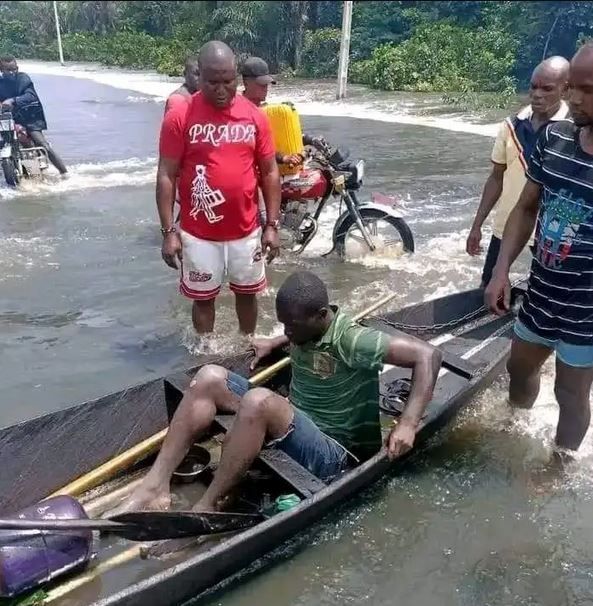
[351,21,517,93]
[1,1,593,95]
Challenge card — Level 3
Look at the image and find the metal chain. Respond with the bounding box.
[370,277,527,334]
[373,304,487,334]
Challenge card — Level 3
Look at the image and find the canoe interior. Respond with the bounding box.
[0,285,525,606]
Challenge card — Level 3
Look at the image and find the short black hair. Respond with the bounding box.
[184,54,199,70]
[0,55,16,65]
[276,271,329,316]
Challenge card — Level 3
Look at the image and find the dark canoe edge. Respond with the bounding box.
[89,296,519,606]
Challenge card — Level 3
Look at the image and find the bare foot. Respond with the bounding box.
[527,450,571,496]
[191,500,216,513]
[191,492,234,513]
[104,486,171,517]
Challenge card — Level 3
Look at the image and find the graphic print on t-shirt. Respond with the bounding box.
[537,188,593,269]
[189,165,225,223]
[188,122,256,147]
[159,94,275,241]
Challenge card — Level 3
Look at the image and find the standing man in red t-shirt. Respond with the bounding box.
[157,41,281,335]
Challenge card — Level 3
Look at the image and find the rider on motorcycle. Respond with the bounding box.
[0,56,68,176]
[240,57,325,166]
[240,56,413,259]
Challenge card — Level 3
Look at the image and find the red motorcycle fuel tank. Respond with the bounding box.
[281,168,328,201]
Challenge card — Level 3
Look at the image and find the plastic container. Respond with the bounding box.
[0,495,94,598]
[274,494,301,512]
[262,102,304,176]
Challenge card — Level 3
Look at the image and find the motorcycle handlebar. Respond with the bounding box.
[309,145,349,169]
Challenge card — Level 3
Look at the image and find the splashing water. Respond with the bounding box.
[0,156,156,201]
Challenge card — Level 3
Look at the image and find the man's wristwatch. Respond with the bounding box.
[265,219,280,230]
[160,226,177,236]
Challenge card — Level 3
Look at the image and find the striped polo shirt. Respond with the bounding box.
[521,120,593,345]
[289,308,390,460]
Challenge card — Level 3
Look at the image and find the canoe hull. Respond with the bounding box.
[93,292,520,606]
[0,285,523,605]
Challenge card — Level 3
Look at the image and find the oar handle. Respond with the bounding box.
[0,518,124,532]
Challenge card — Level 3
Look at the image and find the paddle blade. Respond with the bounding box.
[110,511,263,541]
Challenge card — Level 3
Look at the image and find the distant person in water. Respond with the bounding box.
[164,55,200,114]
[467,56,570,286]
[164,55,200,222]
[485,44,593,453]
[107,270,441,514]
[0,56,68,176]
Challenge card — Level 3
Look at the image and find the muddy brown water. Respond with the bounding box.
[1,68,592,606]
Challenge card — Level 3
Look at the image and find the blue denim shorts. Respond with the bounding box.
[514,319,593,368]
[226,371,348,482]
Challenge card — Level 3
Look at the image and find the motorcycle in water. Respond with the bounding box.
[0,110,49,186]
[278,140,414,259]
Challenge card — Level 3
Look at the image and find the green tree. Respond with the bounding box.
[353,21,517,93]
[2,0,593,96]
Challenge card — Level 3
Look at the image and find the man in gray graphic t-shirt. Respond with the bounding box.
[486,43,593,453]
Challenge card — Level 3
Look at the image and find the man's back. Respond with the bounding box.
[289,309,390,459]
[0,71,46,131]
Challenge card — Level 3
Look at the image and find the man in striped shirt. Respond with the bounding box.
[110,271,441,513]
[486,44,593,452]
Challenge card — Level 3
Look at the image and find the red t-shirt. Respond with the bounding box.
[164,92,190,114]
[159,92,275,241]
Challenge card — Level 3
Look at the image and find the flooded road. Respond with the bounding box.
[1,63,592,606]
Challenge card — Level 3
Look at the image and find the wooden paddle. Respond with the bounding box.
[0,511,263,542]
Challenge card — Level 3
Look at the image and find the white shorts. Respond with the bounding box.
[179,228,266,300]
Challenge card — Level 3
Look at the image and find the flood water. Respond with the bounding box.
[2,62,593,605]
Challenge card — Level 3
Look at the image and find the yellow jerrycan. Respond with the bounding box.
[262,102,304,176]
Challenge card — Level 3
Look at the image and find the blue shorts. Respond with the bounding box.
[226,372,349,482]
[514,319,593,368]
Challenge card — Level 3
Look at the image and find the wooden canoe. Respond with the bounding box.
[0,284,525,606]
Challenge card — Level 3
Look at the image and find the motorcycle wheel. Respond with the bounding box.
[2,158,20,187]
[334,207,415,258]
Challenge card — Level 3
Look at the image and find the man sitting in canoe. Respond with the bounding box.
[111,271,441,513]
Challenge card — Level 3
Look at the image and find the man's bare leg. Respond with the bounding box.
[192,299,215,334]
[28,130,68,175]
[235,293,258,335]
[195,388,293,512]
[507,336,552,409]
[554,359,593,450]
[106,365,240,514]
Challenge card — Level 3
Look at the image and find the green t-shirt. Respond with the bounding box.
[289,308,390,460]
